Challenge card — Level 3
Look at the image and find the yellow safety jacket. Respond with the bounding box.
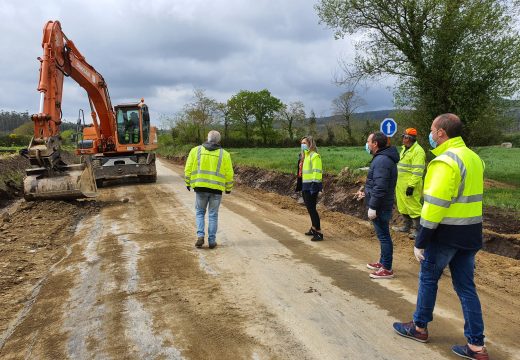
[396,141,426,218]
[302,151,322,191]
[185,145,234,192]
[416,136,484,249]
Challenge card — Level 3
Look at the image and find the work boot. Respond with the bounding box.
[311,232,323,241]
[409,217,420,239]
[195,237,204,248]
[305,228,316,236]
[392,215,412,233]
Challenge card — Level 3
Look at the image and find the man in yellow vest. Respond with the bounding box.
[393,114,489,360]
[393,128,426,239]
[185,130,234,249]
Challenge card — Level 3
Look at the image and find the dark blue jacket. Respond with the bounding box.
[365,146,399,211]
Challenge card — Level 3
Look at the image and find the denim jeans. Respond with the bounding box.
[195,192,222,245]
[413,241,485,346]
[371,209,393,270]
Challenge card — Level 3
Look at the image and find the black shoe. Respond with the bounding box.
[195,237,204,248]
[305,228,316,236]
[311,232,323,241]
[208,242,217,249]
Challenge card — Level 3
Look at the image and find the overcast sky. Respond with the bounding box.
[0,0,395,126]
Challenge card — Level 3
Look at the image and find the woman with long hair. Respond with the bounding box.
[299,136,323,241]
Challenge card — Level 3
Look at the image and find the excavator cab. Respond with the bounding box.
[116,108,141,145]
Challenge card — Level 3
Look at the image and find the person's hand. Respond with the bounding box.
[225,191,231,194]
[414,247,425,262]
[368,208,377,220]
[186,186,191,191]
[406,187,414,196]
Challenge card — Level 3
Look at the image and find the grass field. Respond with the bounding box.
[158,144,520,210]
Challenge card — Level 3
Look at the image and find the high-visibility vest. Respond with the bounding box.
[420,136,484,229]
[396,141,426,217]
[302,151,322,184]
[185,145,234,192]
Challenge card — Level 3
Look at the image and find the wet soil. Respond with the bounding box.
[233,165,520,260]
[0,159,518,359]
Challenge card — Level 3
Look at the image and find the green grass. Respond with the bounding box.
[229,146,372,174]
[474,147,520,186]
[483,188,520,211]
[158,144,519,210]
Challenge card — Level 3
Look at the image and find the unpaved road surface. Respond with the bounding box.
[1,159,519,359]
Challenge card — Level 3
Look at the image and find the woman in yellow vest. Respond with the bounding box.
[300,136,323,241]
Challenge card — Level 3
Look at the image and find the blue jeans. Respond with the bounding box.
[413,241,485,346]
[195,192,222,245]
[371,209,393,270]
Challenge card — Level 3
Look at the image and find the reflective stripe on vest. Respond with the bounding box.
[420,141,483,229]
[302,152,322,184]
[190,146,227,191]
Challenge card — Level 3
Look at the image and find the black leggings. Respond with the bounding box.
[302,190,320,231]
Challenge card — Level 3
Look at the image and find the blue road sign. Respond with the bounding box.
[380,118,397,137]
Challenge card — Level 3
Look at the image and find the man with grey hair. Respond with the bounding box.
[185,130,234,249]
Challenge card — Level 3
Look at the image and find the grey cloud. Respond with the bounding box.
[1,0,395,123]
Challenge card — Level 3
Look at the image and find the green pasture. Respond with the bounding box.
[158,144,520,210]
[229,146,372,174]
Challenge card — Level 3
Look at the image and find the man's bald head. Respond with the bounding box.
[433,113,463,138]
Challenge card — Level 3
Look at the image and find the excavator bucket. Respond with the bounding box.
[23,162,97,201]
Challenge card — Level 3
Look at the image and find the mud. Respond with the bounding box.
[0,199,102,346]
[233,165,520,260]
[0,152,80,207]
[0,159,518,359]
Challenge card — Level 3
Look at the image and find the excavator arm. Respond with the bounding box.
[24,20,113,200]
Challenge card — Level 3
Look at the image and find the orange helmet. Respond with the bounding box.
[404,128,417,136]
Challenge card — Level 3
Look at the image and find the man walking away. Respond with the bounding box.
[393,114,489,360]
[393,128,426,239]
[185,130,233,249]
[364,132,399,279]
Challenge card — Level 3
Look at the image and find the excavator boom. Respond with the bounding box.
[24,20,157,199]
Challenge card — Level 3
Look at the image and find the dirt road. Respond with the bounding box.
[0,159,518,359]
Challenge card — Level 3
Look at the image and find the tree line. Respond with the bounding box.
[161,88,387,148]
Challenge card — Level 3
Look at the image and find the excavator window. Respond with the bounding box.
[116,109,141,144]
[142,105,150,145]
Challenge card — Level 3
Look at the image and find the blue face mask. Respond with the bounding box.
[301,144,309,152]
[365,142,371,154]
[429,132,438,148]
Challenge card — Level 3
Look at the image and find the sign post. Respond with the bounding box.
[380,118,397,137]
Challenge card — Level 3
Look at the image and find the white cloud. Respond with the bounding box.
[0,0,394,125]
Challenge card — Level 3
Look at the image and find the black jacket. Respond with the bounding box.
[295,153,303,192]
[364,146,399,211]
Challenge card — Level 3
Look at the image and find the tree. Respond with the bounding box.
[249,90,283,144]
[215,102,231,141]
[316,0,520,145]
[331,91,366,144]
[307,110,318,138]
[279,101,306,142]
[183,89,220,143]
[227,90,255,142]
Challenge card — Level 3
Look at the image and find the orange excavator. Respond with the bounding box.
[23,20,157,200]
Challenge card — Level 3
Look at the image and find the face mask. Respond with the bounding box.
[301,144,309,152]
[429,132,438,148]
[365,142,371,154]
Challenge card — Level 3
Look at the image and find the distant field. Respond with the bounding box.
[229,146,372,174]
[158,144,520,210]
